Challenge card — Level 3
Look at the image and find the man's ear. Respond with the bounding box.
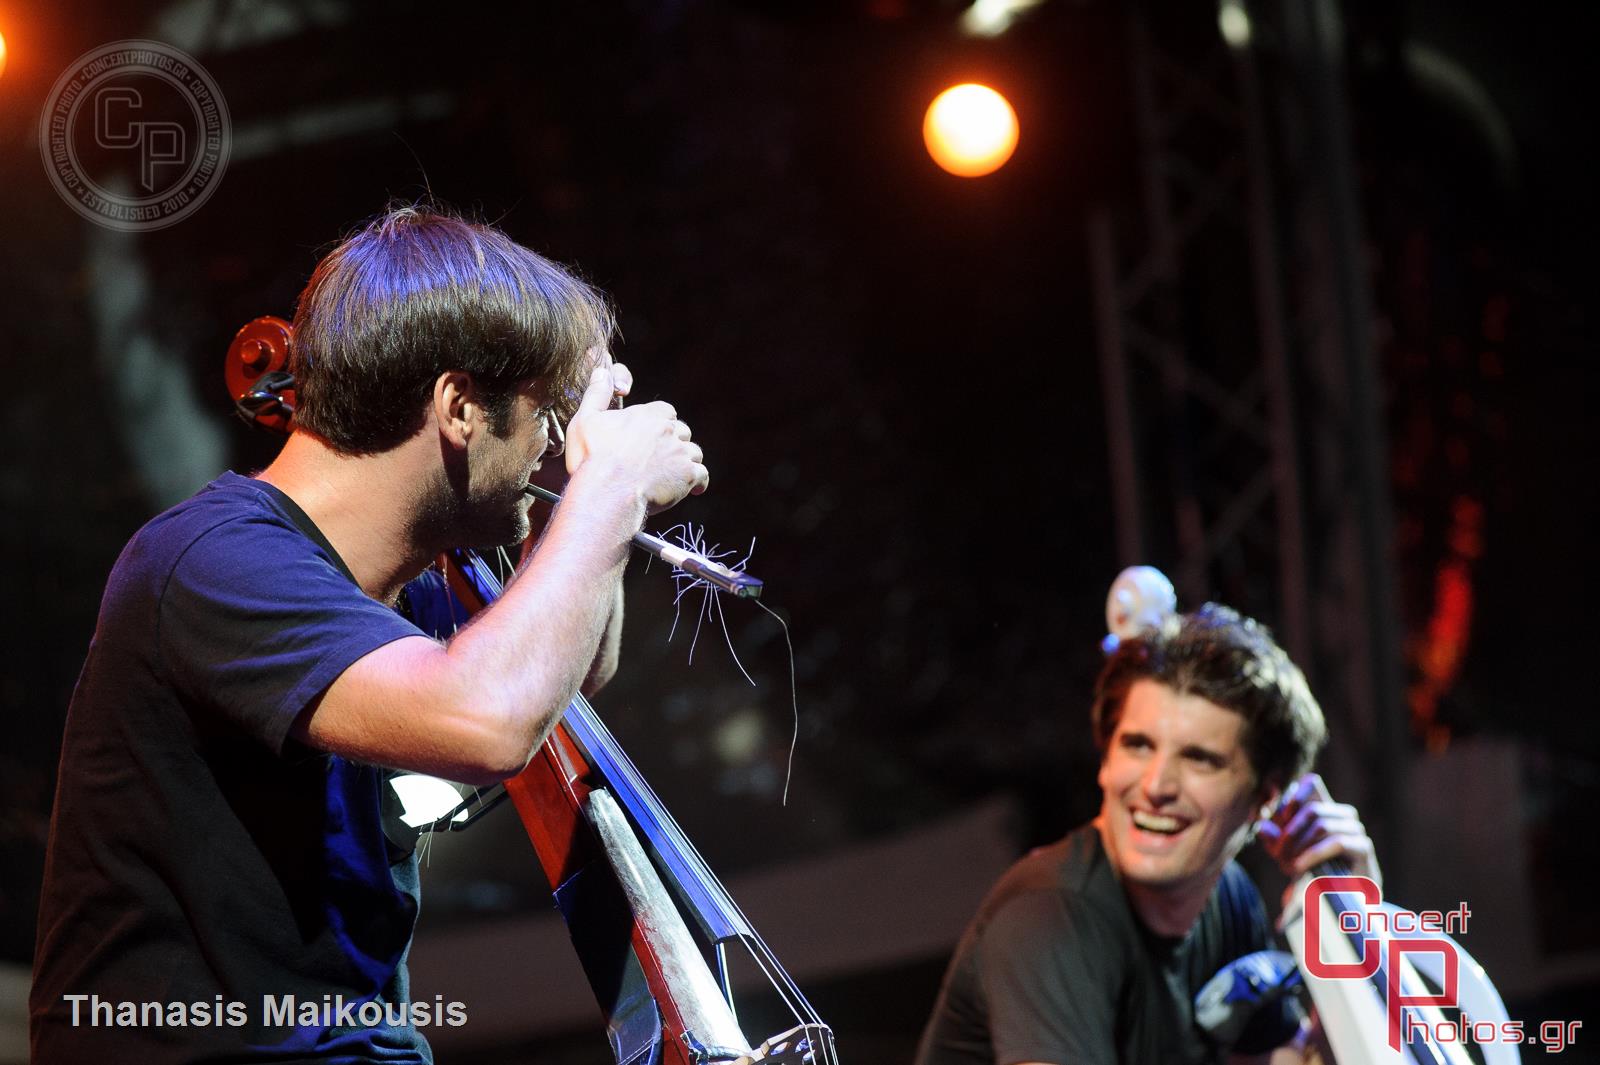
[433,371,477,448]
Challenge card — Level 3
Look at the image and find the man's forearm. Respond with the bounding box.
[583,581,624,696]
[440,462,642,769]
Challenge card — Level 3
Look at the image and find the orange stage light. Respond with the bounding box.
[923,83,1018,178]
[0,29,9,79]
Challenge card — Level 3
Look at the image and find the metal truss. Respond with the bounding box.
[1088,0,1409,873]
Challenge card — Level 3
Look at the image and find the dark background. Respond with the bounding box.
[0,0,1593,1060]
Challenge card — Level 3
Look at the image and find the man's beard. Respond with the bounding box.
[411,463,531,553]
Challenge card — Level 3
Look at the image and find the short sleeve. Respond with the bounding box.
[978,891,1124,1065]
[159,513,423,753]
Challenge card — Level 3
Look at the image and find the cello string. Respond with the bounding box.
[646,576,827,1034]
[651,596,834,1050]
[565,691,822,1027]
[449,547,828,1035]
[567,693,813,1016]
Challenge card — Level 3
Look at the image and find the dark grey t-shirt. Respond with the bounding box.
[916,823,1282,1065]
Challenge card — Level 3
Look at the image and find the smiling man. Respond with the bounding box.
[915,604,1380,1065]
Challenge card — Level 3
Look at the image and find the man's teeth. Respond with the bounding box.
[1132,811,1183,834]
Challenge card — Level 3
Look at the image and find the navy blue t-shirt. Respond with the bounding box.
[32,472,440,1063]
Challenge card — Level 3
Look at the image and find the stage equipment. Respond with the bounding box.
[922,83,1018,177]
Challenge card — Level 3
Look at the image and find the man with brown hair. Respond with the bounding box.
[917,604,1380,1065]
[31,206,708,1062]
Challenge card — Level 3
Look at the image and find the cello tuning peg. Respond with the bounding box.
[1102,565,1177,654]
[240,338,272,371]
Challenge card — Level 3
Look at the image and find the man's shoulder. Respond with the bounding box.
[127,470,281,544]
[149,470,290,534]
[117,473,304,577]
[97,473,325,629]
[993,822,1107,895]
[978,823,1127,932]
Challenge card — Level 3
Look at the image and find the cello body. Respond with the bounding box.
[1282,873,1518,1065]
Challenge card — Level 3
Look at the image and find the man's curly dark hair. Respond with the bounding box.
[1090,603,1327,790]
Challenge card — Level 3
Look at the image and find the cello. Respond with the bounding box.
[1279,840,1519,1064]
[226,316,836,1065]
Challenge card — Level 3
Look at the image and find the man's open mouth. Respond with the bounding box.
[1131,810,1186,835]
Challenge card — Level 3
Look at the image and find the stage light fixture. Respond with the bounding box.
[960,0,1046,38]
[923,83,1019,178]
[1218,0,1252,49]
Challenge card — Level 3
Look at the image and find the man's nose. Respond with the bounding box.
[1140,754,1180,799]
